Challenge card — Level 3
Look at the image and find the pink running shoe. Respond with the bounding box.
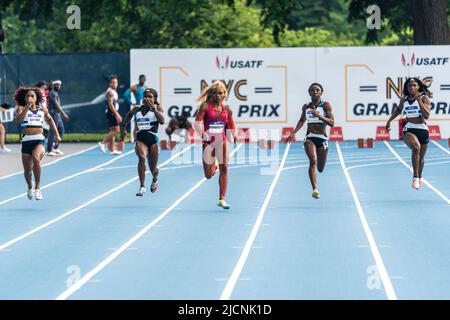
[151,180,158,193]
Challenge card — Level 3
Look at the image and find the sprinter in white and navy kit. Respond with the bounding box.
[14,87,61,200]
[120,88,165,196]
[386,77,431,190]
[286,83,335,199]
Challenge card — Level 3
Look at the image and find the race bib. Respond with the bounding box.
[209,121,224,134]
[306,109,322,123]
[404,105,420,118]
[28,113,43,126]
[136,118,151,130]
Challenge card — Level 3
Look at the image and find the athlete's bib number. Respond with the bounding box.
[137,118,151,131]
[28,114,43,126]
[306,110,322,124]
[209,121,224,134]
[404,106,420,118]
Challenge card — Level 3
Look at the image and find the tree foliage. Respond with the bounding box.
[0,0,448,52]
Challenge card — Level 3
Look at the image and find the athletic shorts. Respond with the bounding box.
[136,131,159,149]
[403,128,429,145]
[305,133,328,149]
[106,111,119,127]
[22,139,44,155]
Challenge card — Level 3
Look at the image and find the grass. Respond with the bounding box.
[6,133,131,143]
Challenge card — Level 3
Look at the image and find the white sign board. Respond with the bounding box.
[131,46,450,140]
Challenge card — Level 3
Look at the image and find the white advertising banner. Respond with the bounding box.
[131,46,450,140]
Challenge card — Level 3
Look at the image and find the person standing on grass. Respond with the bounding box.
[99,75,122,155]
[123,74,147,109]
[47,80,69,156]
[35,81,51,153]
[0,103,12,153]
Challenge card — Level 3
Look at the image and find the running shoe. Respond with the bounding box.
[419,178,424,188]
[412,178,420,190]
[35,189,43,200]
[98,142,106,153]
[47,151,58,156]
[0,147,11,153]
[312,189,320,199]
[54,149,64,156]
[110,150,122,155]
[217,199,231,209]
[27,188,34,200]
[150,180,158,193]
[136,187,146,196]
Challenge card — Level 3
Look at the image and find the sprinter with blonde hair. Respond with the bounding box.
[194,81,237,209]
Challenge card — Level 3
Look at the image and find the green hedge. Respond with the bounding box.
[6,133,130,143]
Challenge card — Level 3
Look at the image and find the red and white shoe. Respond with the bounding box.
[150,181,158,193]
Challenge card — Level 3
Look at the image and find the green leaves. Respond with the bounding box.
[3,0,442,51]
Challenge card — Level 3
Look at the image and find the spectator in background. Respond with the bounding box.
[123,74,147,109]
[47,80,69,156]
[0,103,12,153]
[99,74,122,155]
[35,81,51,150]
[165,111,193,141]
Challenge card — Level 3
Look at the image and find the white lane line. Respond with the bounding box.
[426,161,450,166]
[384,141,450,205]
[0,146,194,253]
[91,165,136,171]
[431,140,450,155]
[93,164,199,172]
[220,143,291,300]
[0,150,135,205]
[55,144,243,300]
[346,161,400,171]
[336,142,397,300]
[0,144,98,181]
[282,161,340,172]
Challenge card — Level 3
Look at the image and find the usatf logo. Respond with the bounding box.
[216,56,230,69]
[401,53,415,67]
[402,52,449,66]
[216,56,264,70]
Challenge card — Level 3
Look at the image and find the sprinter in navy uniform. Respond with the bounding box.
[14,87,61,200]
[386,77,431,189]
[120,88,165,196]
[286,83,335,199]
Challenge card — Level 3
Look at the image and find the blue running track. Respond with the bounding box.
[0,140,449,300]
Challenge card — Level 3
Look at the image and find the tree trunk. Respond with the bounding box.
[412,0,450,45]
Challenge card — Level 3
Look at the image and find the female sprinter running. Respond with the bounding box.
[14,87,61,200]
[385,77,431,189]
[194,81,237,209]
[120,88,165,196]
[286,83,334,199]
